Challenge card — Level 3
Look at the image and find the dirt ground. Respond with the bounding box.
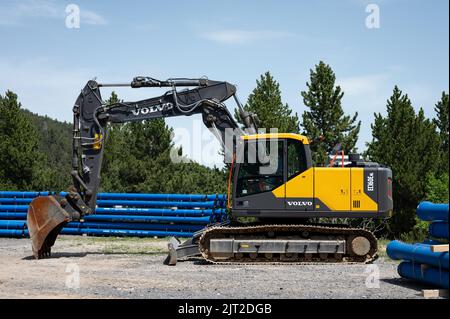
[0,236,443,299]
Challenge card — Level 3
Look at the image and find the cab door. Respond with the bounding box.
[233,139,286,211]
[283,139,314,211]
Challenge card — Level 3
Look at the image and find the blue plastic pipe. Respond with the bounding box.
[0,227,195,238]
[83,214,212,224]
[95,193,225,201]
[94,207,222,216]
[422,239,448,245]
[0,206,226,216]
[0,192,227,239]
[0,198,33,204]
[0,220,27,229]
[398,261,449,289]
[0,209,227,221]
[429,221,449,240]
[0,212,27,219]
[96,199,217,208]
[60,228,194,237]
[0,206,226,214]
[1,191,226,201]
[0,229,26,237]
[0,208,226,222]
[0,191,51,198]
[417,202,449,222]
[387,240,449,270]
[0,205,29,212]
[67,221,204,232]
[0,198,224,207]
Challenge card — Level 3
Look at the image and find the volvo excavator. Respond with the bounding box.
[27,76,393,264]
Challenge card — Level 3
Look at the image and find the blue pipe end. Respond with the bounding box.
[417,202,449,222]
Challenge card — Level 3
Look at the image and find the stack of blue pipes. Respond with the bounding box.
[387,202,449,289]
[0,191,228,238]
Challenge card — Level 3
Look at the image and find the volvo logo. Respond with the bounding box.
[131,102,174,116]
[287,201,313,207]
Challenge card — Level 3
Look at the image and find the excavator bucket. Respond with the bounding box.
[27,195,80,259]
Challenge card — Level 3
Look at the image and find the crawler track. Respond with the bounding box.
[198,224,378,264]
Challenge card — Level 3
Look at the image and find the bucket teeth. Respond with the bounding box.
[37,242,52,259]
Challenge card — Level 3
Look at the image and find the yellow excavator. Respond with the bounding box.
[27,76,393,263]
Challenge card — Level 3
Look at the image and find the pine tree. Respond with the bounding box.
[126,119,173,160]
[24,110,73,191]
[301,61,361,165]
[100,92,126,191]
[433,91,449,174]
[0,91,40,190]
[425,172,449,203]
[366,86,440,237]
[235,71,300,134]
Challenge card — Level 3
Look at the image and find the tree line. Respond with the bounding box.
[0,61,448,239]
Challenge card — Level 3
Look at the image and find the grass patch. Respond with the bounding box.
[100,244,167,255]
[59,235,171,243]
[58,235,171,255]
[377,239,390,258]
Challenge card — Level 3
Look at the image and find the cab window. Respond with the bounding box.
[287,139,308,180]
[236,140,284,197]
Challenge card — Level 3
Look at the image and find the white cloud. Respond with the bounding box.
[16,0,59,18]
[334,73,392,151]
[200,29,293,44]
[81,10,108,26]
[0,0,108,27]
[337,71,440,113]
[337,73,388,97]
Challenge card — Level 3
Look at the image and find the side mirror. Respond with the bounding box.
[332,142,342,153]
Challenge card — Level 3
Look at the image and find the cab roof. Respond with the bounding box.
[241,133,309,144]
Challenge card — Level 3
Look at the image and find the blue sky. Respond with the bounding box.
[0,0,448,167]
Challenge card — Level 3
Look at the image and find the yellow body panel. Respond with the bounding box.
[350,168,378,211]
[272,181,285,198]
[273,168,314,198]
[272,167,379,212]
[314,168,351,211]
[242,133,309,144]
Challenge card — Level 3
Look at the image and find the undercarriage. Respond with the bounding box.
[166,222,377,265]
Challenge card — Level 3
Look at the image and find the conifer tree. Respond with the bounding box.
[235,71,300,134]
[366,86,440,237]
[433,91,449,173]
[0,91,40,190]
[301,61,360,165]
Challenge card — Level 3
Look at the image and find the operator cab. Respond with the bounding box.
[232,133,393,219]
[232,134,313,214]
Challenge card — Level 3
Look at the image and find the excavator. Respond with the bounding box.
[27,76,393,264]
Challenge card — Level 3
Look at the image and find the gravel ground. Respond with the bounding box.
[0,236,441,299]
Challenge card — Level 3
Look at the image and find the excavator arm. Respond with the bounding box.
[27,76,258,259]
